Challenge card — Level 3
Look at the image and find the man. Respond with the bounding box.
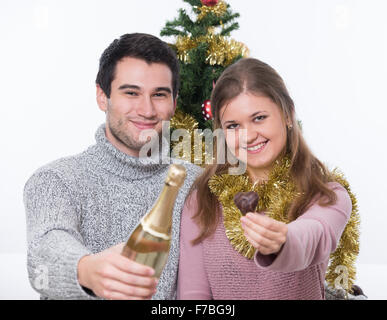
[23,33,201,300]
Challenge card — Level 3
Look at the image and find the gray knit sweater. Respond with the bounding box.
[23,124,202,300]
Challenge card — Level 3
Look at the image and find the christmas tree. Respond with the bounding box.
[161,0,249,131]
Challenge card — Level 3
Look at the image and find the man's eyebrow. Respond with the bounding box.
[154,87,172,94]
[117,85,172,94]
[118,84,141,90]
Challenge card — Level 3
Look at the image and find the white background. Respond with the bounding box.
[0,0,386,299]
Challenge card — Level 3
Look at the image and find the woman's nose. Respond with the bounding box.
[245,127,259,145]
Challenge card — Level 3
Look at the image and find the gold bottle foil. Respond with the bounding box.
[142,164,186,237]
[122,164,186,278]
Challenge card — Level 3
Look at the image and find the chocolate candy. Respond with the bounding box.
[234,191,259,215]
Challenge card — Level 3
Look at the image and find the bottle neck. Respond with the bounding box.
[141,183,180,238]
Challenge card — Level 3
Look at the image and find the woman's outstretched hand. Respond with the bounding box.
[240,212,288,255]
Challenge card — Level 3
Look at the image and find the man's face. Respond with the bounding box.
[97,57,176,157]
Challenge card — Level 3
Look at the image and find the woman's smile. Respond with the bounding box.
[244,140,269,154]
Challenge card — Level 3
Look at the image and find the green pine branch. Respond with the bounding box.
[161,9,196,37]
[183,0,202,7]
[218,12,240,26]
[220,22,239,36]
[161,0,244,130]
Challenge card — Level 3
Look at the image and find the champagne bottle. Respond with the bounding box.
[122,164,186,278]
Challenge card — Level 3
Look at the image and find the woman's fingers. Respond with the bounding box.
[244,230,284,255]
[243,225,277,249]
[245,212,286,233]
[240,212,288,255]
[244,232,259,249]
[240,215,279,240]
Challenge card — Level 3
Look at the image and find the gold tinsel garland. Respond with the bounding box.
[208,157,360,293]
[170,108,199,132]
[170,109,212,165]
[175,36,197,63]
[206,34,250,66]
[175,34,249,66]
[195,1,228,21]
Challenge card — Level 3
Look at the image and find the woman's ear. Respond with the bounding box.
[285,114,294,130]
[96,85,108,112]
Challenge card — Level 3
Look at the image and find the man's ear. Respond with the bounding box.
[172,95,178,114]
[96,85,108,112]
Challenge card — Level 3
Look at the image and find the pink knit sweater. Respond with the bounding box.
[177,182,352,300]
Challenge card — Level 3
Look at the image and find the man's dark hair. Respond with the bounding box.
[96,33,180,100]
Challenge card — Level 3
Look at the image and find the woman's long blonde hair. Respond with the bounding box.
[190,58,337,245]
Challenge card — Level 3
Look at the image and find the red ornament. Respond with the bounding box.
[201,100,213,121]
[201,0,219,7]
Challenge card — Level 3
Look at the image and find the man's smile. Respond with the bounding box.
[130,120,159,130]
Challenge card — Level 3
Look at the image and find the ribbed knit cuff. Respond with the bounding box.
[63,249,99,300]
[33,234,100,300]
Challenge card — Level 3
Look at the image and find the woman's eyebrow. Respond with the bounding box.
[223,119,237,125]
[250,111,266,117]
[223,111,266,124]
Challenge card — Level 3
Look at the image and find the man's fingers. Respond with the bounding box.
[108,267,158,289]
[111,242,126,253]
[113,255,155,277]
[104,279,157,299]
[105,291,147,300]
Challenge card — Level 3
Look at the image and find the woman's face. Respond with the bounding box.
[219,92,288,181]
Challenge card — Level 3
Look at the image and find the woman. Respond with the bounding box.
[177,58,356,300]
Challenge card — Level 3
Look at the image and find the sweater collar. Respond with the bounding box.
[89,123,169,180]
